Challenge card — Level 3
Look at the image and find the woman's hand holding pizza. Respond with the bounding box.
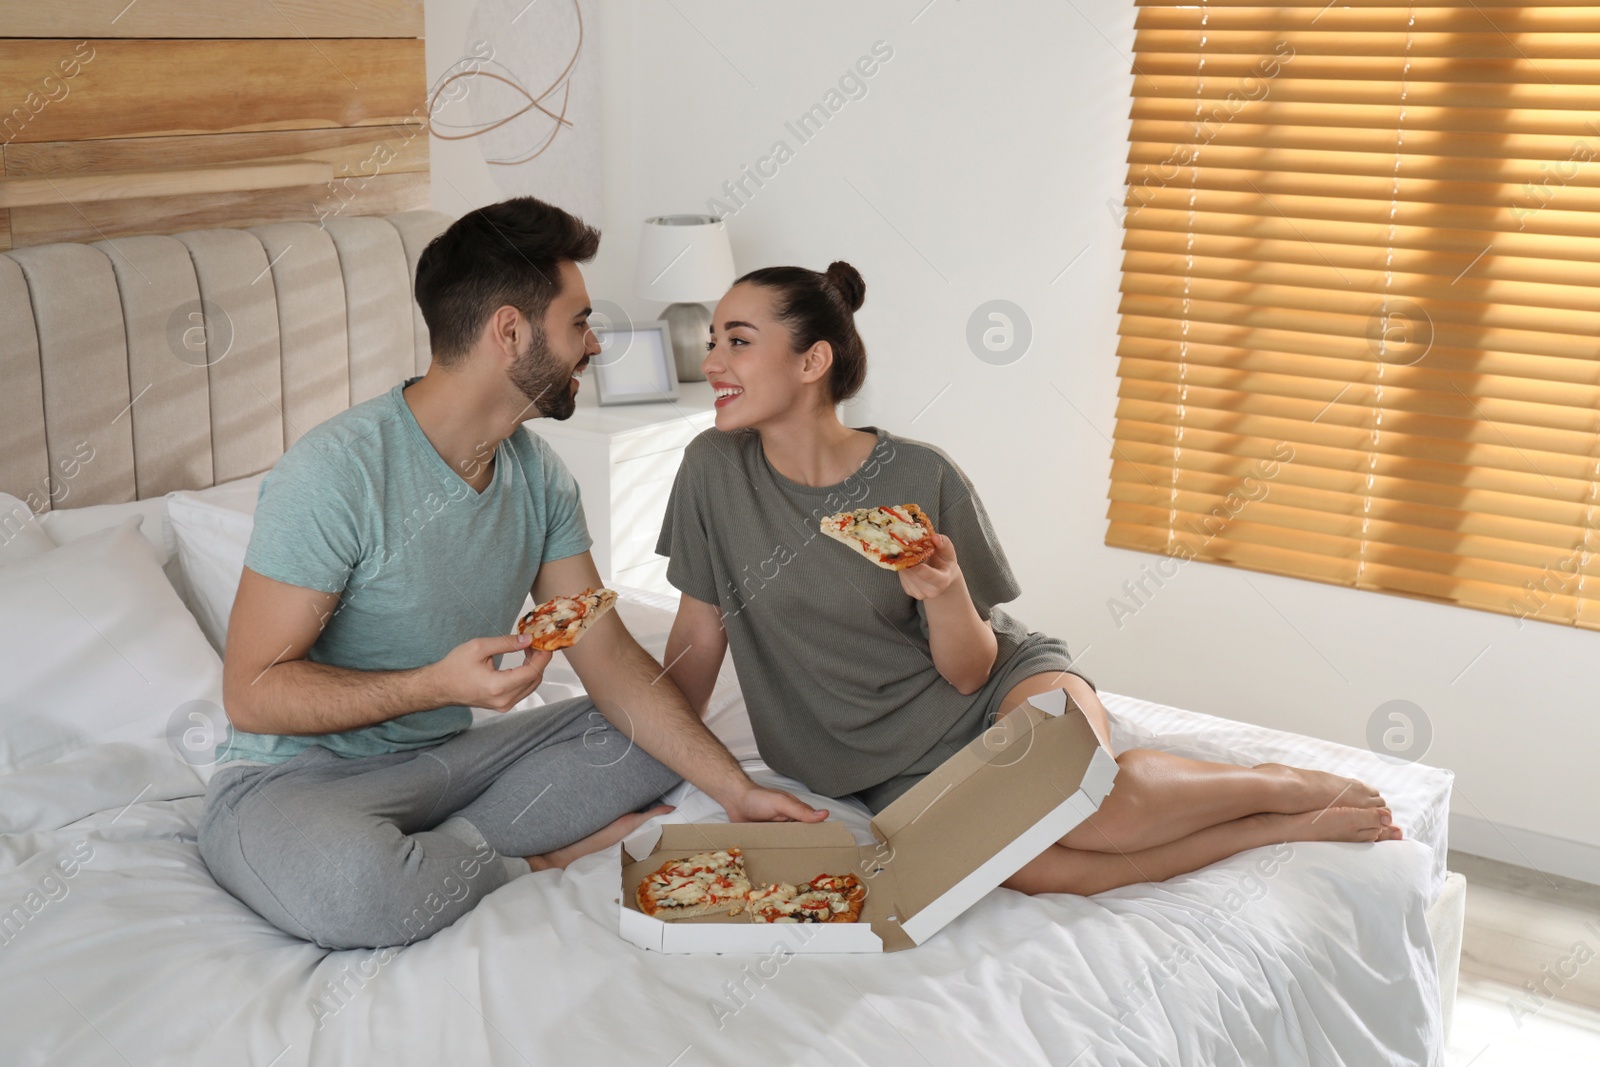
[898,534,962,601]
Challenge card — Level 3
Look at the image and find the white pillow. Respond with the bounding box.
[38,471,269,632]
[39,494,170,563]
[177,471,267,515]
[0,517,225,776]
[166,490,257,654]
[0,493,56,566]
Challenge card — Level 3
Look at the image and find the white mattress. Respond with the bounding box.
[1103,691,1455,906]
[0,704,1450,1065]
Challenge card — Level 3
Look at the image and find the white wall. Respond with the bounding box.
[428,0,1600,881]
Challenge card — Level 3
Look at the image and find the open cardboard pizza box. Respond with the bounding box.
[616,688,1118,954]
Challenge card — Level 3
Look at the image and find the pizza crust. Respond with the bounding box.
[819,504,938,571]
[516,587,618,651]
[636,849,753,921]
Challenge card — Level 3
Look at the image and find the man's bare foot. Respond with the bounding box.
[525,804,675,872]
[1254,763,1386,815]
[1252,805,1404,845]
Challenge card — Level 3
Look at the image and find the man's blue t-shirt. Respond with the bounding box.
[220,376,592,765]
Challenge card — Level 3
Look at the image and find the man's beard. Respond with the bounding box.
[507,328,577,421]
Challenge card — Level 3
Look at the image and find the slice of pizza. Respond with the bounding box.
[745,881,801,923]
[748,872,867,924]
[515,587,618,651]
[636,848,753,920]
[819,504,938,571]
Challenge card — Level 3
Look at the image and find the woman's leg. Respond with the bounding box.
[999,672,1396,854]
[1003,805,1401,897]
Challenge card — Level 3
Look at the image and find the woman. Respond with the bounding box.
[655,261,1402,897]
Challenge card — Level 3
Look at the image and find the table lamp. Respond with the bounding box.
[634,214,735,382]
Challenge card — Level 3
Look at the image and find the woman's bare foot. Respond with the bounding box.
[525,804,675,872]
[1253,805,1404,844]
[1254,763,1386,815]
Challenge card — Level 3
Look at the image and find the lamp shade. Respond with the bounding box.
[634,214,736,304]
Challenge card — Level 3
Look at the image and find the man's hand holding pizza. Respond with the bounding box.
[431,633,553,714]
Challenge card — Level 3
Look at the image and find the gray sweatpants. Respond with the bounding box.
[197,697,681,950]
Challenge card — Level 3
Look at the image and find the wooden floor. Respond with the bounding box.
[1444,851,1600,1066]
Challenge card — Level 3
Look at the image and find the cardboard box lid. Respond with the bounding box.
[623,820,858,860]
[614,692,1113,952]
[865,691,1117,944]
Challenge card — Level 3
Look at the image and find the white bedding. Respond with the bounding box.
[0,686,1449,1066]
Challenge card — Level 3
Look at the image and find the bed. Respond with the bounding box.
[0,212,1463,1066]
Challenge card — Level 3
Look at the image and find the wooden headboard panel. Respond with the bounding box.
[0,209,452,512]
[0,2,428,250]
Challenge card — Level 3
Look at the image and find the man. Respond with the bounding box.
[197,196,825,951]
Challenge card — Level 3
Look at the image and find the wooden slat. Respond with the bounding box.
[1134,75,1600,113]
[1136,6,1600,33]
[0,0,423,39]
[1130,53,1600,85]
[1130,96,1600,137]
[5,171,429,247]
[1110,478,1586,560]
[1110,419,1600,508]
[1120,227,1600,291]
[1116,315,1600,387]
[1129,118,1600,166]
[1120,203,1600,265]
[1136,0,1600,8]
[3,125,429,179]
[1119,271,1600,337]
[1126,163,1600,218]
[1116,296,1600,365]
[0,160,335,208]
[1115,336,1600,408]
[1107,499,1573,589]
[1116,360,1600,435]
[0,39,424,144]
[1122,184,1600,242]
[1111,399,1600,481]
[1108,438,1598,526]
[1132,29,1600,61]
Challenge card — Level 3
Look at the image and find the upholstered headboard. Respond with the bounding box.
[0,210,453,513]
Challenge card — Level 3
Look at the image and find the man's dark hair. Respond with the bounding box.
[414,197,601,365]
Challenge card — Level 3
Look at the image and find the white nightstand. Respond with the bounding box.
[525,381,716,595]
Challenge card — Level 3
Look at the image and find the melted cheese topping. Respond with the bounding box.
[826,506,929,560]
[644,849,750,910]
[521,588,617,640]
[749,878,858,923]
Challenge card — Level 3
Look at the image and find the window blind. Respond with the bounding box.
[1110,0,1600,630]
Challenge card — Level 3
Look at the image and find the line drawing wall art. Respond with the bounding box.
[429,0,601,220]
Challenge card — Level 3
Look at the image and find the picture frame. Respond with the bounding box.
[591,319,680,406]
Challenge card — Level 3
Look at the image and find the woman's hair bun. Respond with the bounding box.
[823,260,866,312]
